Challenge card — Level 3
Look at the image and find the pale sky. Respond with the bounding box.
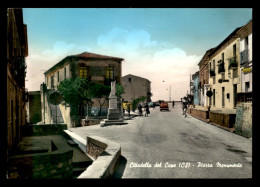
[23,8,252,101]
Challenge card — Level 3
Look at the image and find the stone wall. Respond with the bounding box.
[235,103,252,138]
[21,124,67,136]
[209,112,236,128]
[188,108,209,122]
[8,149,73,179]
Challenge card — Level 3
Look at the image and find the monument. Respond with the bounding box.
[100,81,126,127]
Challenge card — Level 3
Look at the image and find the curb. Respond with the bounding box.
[63,130,121,178]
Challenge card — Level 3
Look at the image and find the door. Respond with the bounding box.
[233,84,237,108]
[222,87,225,108]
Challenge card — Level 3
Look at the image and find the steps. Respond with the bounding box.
[49,103,64,124]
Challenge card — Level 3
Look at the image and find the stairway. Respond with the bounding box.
[49,103,64,124]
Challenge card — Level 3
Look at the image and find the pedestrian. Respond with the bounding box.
[127,103,131,117]
[181,98,184,115]
[138,103,143,117]
[172,100,175,109]
[144,103,150,117]
[183,101,187,117]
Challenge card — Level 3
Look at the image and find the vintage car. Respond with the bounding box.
[160,102,169,111]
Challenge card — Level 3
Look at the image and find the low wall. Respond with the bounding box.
[209,112,236,128]
[21,124,67,136]
[235,103,252,138]
[64,130,121,178]
[187,108,209,122]
[7,142,73,179]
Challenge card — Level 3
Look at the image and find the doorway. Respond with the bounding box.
[222,87,225,108]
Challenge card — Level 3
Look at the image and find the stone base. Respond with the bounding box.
[107,108,120,120]
[100,119,127,127]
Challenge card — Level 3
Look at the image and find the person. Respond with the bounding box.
[172,100,175,109]
[138,103,143,117]
[181,98,184,115]
[127,103,131,117]
[183,101,187,117]
[144,103,150,117]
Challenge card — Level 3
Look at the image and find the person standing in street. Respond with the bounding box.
[144,102,150,117]
[181,98,184,115]
[183,101,187,117]
[127,103,131,117]
[172,100,175,109]
[138,103,143,117]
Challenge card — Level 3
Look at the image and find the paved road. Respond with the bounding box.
[69,102,252,178]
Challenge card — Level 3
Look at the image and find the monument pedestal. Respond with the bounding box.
[100,81,127,127]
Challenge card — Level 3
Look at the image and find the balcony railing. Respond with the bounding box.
[240,49,249,65]
[228,56,238,69]
[210,69,216,77]
[218,61,225,74]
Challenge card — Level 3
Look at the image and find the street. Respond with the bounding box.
[69,102,252,178]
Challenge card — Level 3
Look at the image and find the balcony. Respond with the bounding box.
[228,56,238,70]
[240,49,249,65]
[218,61,225,74]
[209,69,216,77]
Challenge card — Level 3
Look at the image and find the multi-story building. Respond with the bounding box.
[237,20,252,103]
[121,74,152,103]
[198,48,215,107]
[208,26,242,109]
[7,8,28,157]
[41,52,124,127]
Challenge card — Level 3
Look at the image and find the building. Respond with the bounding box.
[198,48,215,107]
[7,8,28,159]
[237,20,252,103]
[41,52,124,127]
[208,26,242,109]
[121,74,152,103]
[26,91,42,125]
[191,71,200,105]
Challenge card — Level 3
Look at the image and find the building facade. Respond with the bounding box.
[191,71,200,105]
[42,52,124,127]
[237,20,252,103]
[208,27,242,109]
[198,48,214,107]
[121,74,152,103]
[7,8,28,157]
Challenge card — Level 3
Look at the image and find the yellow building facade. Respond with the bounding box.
[208,27,242,109]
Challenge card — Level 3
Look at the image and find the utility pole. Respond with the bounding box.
[169,86,171,102]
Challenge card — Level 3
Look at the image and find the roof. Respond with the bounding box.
[198,48,215,66]
[122,74,151,83]
[68,51,124,61]
[44,52,124,75]
[208,26,242,57]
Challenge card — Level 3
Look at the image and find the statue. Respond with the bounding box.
[109,81,116,98]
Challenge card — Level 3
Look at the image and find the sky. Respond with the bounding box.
[23,8,252,101]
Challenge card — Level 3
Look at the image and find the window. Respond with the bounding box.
[233,44,236,57]
[245,36,248,50]
[57,71,59,82]
[64,67,66,79]
[213,77,215,84]
[245,82,250,92]
[106,67,114,79]
[222,53,224,62]
[213,60,215,71]
[128,78,131,82]
[51,76,54,89]
[79,66,88,78]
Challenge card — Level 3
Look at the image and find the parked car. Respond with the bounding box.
[160,102,169,111]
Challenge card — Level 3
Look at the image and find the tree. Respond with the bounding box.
[132,96,146,111]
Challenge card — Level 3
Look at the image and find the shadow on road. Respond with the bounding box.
[111,155,127,178]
